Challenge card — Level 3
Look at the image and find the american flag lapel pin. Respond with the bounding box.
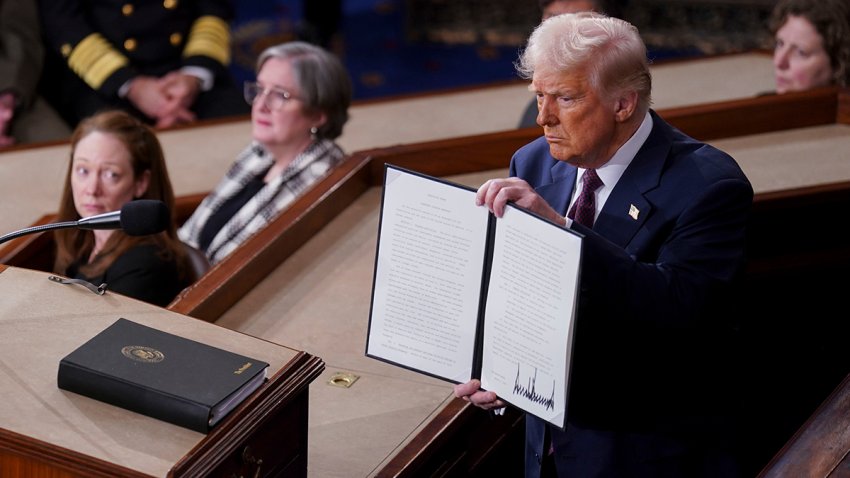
[628,204,640,220]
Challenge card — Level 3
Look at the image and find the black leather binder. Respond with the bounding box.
[58,318,269,433]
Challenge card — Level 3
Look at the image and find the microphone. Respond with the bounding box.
[77,200,170,235]
[0,200,170,246]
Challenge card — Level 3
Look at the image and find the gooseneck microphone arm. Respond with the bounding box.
[0,220,82,246]
[0,200,170,247]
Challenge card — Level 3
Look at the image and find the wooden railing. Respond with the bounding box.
[3,86,839,286]
[168,86,846,322]
[759,373,850,477]
[2,86,848,476]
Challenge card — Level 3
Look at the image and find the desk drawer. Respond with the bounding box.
[207,390,309,478]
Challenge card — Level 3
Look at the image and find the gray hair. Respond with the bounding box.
[257,41,352,139]
[517,12,652,113]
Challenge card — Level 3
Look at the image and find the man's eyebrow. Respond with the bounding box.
[533,86,579,97]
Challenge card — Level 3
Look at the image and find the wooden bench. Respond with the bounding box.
[0,52,774,238]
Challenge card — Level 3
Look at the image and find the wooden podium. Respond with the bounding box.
[0,265,323,478]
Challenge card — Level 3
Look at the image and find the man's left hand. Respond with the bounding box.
[454,379,506,411]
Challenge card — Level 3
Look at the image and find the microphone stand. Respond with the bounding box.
[0,209,124,247]
[0,221,79,246]
[0,220,112,296]
[0,202,165,294]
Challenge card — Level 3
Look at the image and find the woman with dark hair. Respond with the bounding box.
[179,41,352,264]
[771,0,850,93]
[54,109,191,306]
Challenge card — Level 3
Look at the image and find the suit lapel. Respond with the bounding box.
[594,113,672,248]
[594,178,651,248]
[536,160,577,216]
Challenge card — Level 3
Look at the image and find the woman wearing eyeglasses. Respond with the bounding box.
[179,42,351,263]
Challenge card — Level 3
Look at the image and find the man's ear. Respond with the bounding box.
[613,91,638,122]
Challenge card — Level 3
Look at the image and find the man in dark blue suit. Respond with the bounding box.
[455,12,753,477]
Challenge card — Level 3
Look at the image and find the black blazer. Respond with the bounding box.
[69,243,185,307]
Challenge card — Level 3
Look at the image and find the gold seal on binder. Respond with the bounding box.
[121,345,165,363]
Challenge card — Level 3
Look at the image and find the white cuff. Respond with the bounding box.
[180,66,214,91]
[118,79,134,98]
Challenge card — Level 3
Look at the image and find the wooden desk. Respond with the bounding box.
[193,169,521,477]
[0,265,323,477]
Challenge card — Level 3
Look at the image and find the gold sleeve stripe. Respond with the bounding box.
[68,33,129,89]
[184,16,231,65]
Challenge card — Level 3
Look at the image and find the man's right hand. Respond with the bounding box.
[476,177,567,226]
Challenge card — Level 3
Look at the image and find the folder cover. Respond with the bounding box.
[58,318,269,433]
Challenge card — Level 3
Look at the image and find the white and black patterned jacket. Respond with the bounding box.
[179,139,345,264]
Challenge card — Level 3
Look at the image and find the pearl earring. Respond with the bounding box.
[310,126,318,139]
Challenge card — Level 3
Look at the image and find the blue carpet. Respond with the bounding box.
[341,3,524,100]
[231,0,703,101]
[232,0,522,100]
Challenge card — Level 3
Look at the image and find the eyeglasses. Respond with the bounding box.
[244,81,299,111]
